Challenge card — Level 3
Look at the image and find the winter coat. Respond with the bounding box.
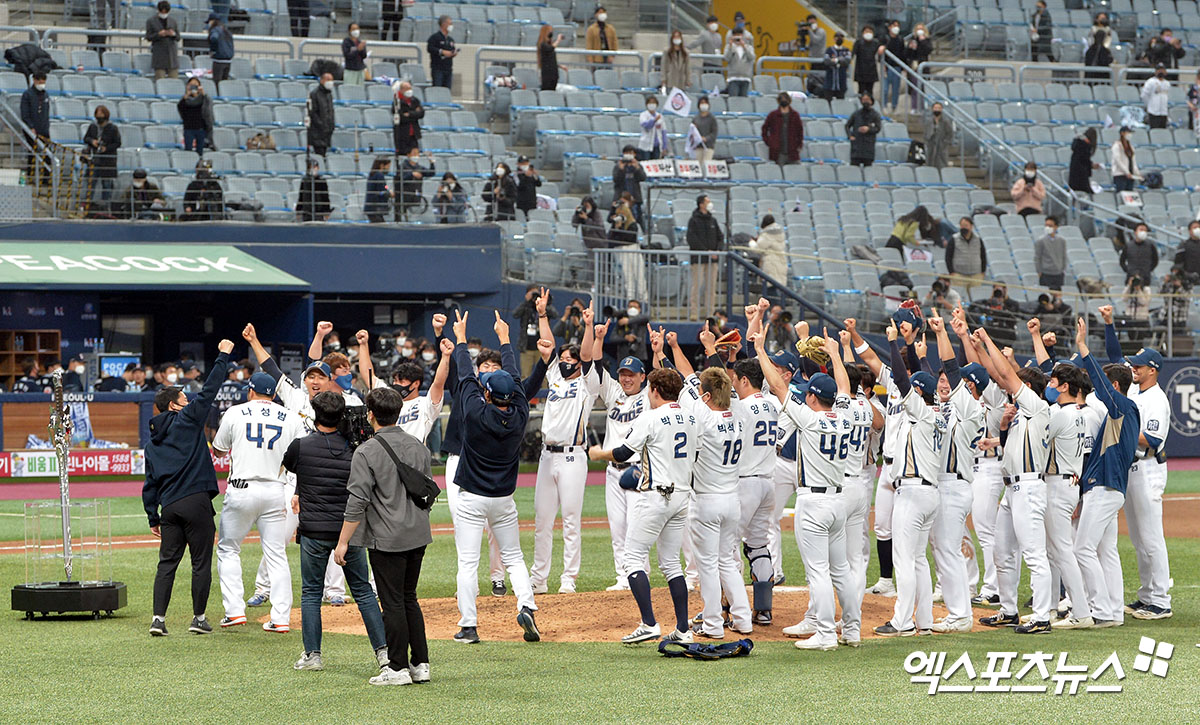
[1068,135,1095,193]
[283,430,355,540]
[177,92,214,135]
[586,21,618,64]
[1032,10,1053,54]
[573,206,607,248]
[662,49,690,90]
[392,95,424,150]
[693,112,717,151]
[307,85,335,147]
[1174,237,1200,277]
[5,43,57,76]
[482,175,517,220]
[209,23,234,61]
[1120,239,1159,282]
[946,231,987,276]
[19,86,50,138]
[342,36,367,71]
[1011,176,1046,213]
[824,45,852,94]
[751,223,787,280]
[926,114,953,168]
[516,171,542,212]
[612,160,646,204]
[686,207,724,252]
[724,43,754,80]
[83,121,121,178]
[845,106,882,162]
[761,108,804,163]
[144,14,180,71]
[296,173,331,221]
[852,38,882,84]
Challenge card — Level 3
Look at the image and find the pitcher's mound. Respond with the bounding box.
[289,587,998,643]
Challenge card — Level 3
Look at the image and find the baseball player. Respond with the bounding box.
[530,291,600,595]
[758,340,804,586]
[354,328,451,443]
[926,312,985,633]
[1101,306,1172,620]
[589,367,699,645]
[591,317,650,592]
[974,327,1054,634]
[212,372,305,632]
[669,330,753,638]
[1074,316,1140,627]
[448,310,541,645]
[873,321,946,638]
[755,330,860,650]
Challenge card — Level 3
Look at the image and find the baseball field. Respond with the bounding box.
[2,472,1199,724]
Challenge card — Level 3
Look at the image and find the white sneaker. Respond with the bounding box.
[931,617,972,633]
[531,581,548,595]
[1052,616,1094,630]
[605,578,630,591]
[867,578,897,597]
[408,662,430,683]
[375,647,389,669]
[795,636,837,651]
[782,620,818,638]
[931,585,943,603]
[837,636,861,648]
[369,666,413,686]
[558,580,576,594]
[1059,596,1072,612]
[621,622,661,643]
[662,627,693,644]
[294,651,323,670]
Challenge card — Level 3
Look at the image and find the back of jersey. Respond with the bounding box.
[841,395,874,475]
[733,392,778,479]
[1046,403,1087,477]
[778,394,851,489]
[680,376,743,495]
[214,400,305,483]
[623,401,698,492]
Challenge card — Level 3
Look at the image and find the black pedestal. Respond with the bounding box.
[12,581,127,619]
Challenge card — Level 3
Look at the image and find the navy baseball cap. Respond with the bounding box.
[481,370,516,401]
[911,371,937,398]
[304,361,332,378]
[619,466,642,490]
[960,363,990,391]
[768,350,801,375]
[807,372,836,402]
[248,372,278,397]
[1126,348,1163,370]
[892,306,922,330]
[618,356,645,375]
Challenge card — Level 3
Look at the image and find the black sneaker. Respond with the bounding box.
[1123,599,1146,615]
[188,616,212,634]
[1015,620,1051,634]
[491,580,507,597]
[454,626,480,644]
[150,618,168,636]
[753,610,772,626]
[873,622,915,637]
[980,613,1020,627]
[971,593,1000,606]
[517,607,540,642]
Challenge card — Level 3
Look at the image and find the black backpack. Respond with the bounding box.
[907,140,927,165]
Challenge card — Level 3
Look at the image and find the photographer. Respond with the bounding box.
[115,167,167,220]
[985,283,1020,314]
[177,77,213,155]
[764,305,797,354]
[83,104,121,212]
[571,196,606,248]
[611,145,646,229]
[922,275,962,312]
[396,148,435,221]
[1125,275,1152,321]
[482,162,517,221]
[607,192,638,247]
[365,156,393,224]
[515,155,542,219]
[553,302,587,347]
[435,172,468,224]
[613,299,648,360]
[181,159,224,222]
[511,284,557,376]
[296,157,332,222]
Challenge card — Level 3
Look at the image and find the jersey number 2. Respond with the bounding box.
[673,432,688,458]
[246,423,283,450]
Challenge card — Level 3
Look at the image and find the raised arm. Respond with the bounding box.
[355,329,376,387]
[242,322,272,366]
[752,331,786,397]
[308,321,332,362]
[536,286,555,348]
[824,331,848,395]
[668,331,695,378]
[977,327,1021,395]
[181,340,233,426]
[591,319,610,363]
[1098,304,1122,363]
[580,302,596,364]
[429,337,453,406]
[928,313,962,388]
[950,306,982,366]
[649,326,668,369]
[845,317,882,375]
[1028,317,1050,365]
[493,310,520,379]
[887,322,912,397]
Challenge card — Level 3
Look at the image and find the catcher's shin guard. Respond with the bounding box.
[744,542,774,611]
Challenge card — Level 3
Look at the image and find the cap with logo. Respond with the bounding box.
[807,372,836,402]
[768,349,801,375]
[481,370,516,401]
[1126,348,1163,370]
[248,372,278,397]
[960,362,991,391]
[910,371,937,398]
[618,356,645,375]
[304,360,333,378]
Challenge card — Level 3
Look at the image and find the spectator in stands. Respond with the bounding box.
[178,78,213,155]
[341,23,368,86]
[20,72,50,142]
[924,276,963,311]
[1120,223,1159,284]
[1090,13,1116,49]
[881,21,906,115]
[1176,221,1200,279]
[687,194,724,315]
[724,30,754,97]
[748,214,787,282]
[1142,63,1171,130]
[725,11,753,50]
[537,25,565,91]
[116,168,166,220]
[1068,127,1099,195]
[297,158,332,222]
[764,306,796,354]
[179,361,204,393]
[572,196,607,248]
[613,301,649,361]
[608,192,639,247]
[381,0,403,42]
[288,0,312,37]
[1030,1,1053,63]
[885,205,936,252]
[83,105,120,212]
[691,96,717,165]
[397,148,435,221]
[1111,125,1142,192]
[182,159,224,222]
[391,81,423,156]
[145,1,179,80]
[845,92,881,167]
[1011,161,1046,216]
[95,363,134,392]
[637,95,669,159]
[1187,69,1200,131]
[824,32,851,101]
[482,162,517,221]
[427,15,458,89]
[946,216,987,281]
[512,285,557,375]
[761,92,803,166]
[905,24,933,111]
[612,145,646,228]
[515,156,542,218]
[435,172,467,224]
[365,157,393,224]
[308,73,336,156]
[690,16,723,70]
[924,102,953,168]
[1147,29,1185,77]
[208,13,235,92]
[851,24,884,97]
[1034,216,1065,290]
[802,15,826,66]
[663,30,690,91]
[1125,275,1152,321]
[586,6,618,67]
[1084,29,1113,81]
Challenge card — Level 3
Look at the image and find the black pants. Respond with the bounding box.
[381,0,403,41]
[857,81,875,97]
[212,61,231,91]
[1039,273,1064,290]
[367,213,386,223]
[153,492,215,618]
[1147,114,1167,129]
[369,546,428,671]
[287,0,309,37]
[1017,207,1038,217]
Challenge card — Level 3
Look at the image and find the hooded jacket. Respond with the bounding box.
[142,352,229,526]
[451,342,529,497]
[751,223,788,280]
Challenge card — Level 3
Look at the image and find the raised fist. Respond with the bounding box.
[316,321,333,337]
[356,329,369,346]
[242,323,257,342]
[218,339,235,354]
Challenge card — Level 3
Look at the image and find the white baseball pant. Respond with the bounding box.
[888,483,939,632]
[994,477,1052,622]
[218,481,292,626]
[624,489,689,582]
[767,456,796,581]
[531,447,587,589]
[842,472,872,593]
[794,489,860,645]
[605,464,645,582]
[873,461,897,542]
[738,474,776,611]
[1044,475,1092,620]
[445,454,504,582]
[1074,485,1125,622]
[930,476,973,622]
[970,458,1004,597]
[453,490,537,628]
[1125,460,1171,609]
[690,492,752,636]
[255,479,346,601]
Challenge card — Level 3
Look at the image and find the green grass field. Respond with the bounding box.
[2,473,1199,723]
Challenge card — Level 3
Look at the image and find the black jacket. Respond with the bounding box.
[612,160,646,204]
[296,173,331,220]
[852,38,881,84]
[177,92,213,133]
[308,86,335,147]
[451,342,528,497]
[884,35,907,69]
[1120,239,1159,281]
[516,171,542,212]
[5,43,57,77]
[1068,135,1095,193]
[686,207,724,252]
[845,106,882,162]
[20,87,50,139]
[283,430,355,539]
[392,95,424,150]
[427,30,455,72]
[1175,238,1200,277]
[142,352,229,526]
[342,36,367,71]
[83,121,121,177]
[182,178,224,221]
[482,175,517,221]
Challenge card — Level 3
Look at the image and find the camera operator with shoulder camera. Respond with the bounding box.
[182,159,224,222]
[553,301,587,347]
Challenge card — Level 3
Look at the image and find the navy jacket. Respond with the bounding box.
[20,87,50,139]
[1078,352,1139,496]
[142,352,230,526]
[450,342,527,497]
[209,23,234,61]
[439,333,546,455]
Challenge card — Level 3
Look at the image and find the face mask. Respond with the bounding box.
[73,365,86,375]
[863,32,874,41]
[916,29,926,39]
[698,103,709,112]
[158,12,168,19]
[835,38,844,46]
[708,23,718,32]
[391,382,416,398]
[1044,226,1055,237]
[960,227,971,237]
[395,336,407,346]
[495,167,505,176]
[596,13,607,22]
[559,361,580,377]
[779,98,790,107]
[328,340,340,350]
[1157,72,1167,79]
[95,116,107,124]
[706,202,715,212]
[672,37,682,46]
[622,153,634,161]
[1192,228,1200,239]
[1136,230,1148,241]
[350,29,360,38]
[166,373,178,384]
[468,347,481,359]
[34,83,45,91]
[1044,386,1060,403]
[811,23,818,31]
[932,109,942,115]
[421,351,436,362]
[323,80,335,91]
[1025,171,1036,180]
[518,164,529,172]
[446,24,454,34]
[334,373,352,391]
[402,348,415,358]
[235,370,245,381]
[403,88,414,98]
[409,155,419,164]
[133,179,145,188]
[627,307,640,317]
[862,102,872,109]
[647,103,658,112]
[889,26,899,36]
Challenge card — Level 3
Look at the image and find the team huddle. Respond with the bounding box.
[141,290,1173,682]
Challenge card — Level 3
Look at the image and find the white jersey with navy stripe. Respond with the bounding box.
[1002,385,1050,476]
[213,400,305,483]
[541,358,600,446]
[842,394,875,474]
[1082,392,1107,456]
[1046,403,1088,478]
[866,395,886,473]
[897,390,948,482]
[942,382,985,481]
[978,382,1007,461]
[368,377,443,441]
[1128,384,1170,460]
[680,375,745,495]
[622,401,698,492]
[877,365,910,461]
[276,374,363,432]
[732,391,778,478]
[777,392,852,489]
[597,367,648,460]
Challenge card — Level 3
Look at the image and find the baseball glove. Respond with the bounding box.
[794,336,829,366]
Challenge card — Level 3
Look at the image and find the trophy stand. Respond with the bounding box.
[11,370,127,620]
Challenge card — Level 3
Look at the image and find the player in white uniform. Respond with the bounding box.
[975,327,1054,633]
[591,317,649,592]
[589,367,699,644]
[212,372,305,632]
[756,330,861,651]
[926,312,985,633]
[530,292,599,595]
[355,328,450,444]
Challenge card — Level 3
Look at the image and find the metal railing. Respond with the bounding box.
[474,46,647,101]
[42,27,297,64]
[297,39,422,70]
[754,55,829,79]
[0,24,42,45]
[0,97,97,219]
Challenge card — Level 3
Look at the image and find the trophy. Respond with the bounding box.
[11,370,127,620]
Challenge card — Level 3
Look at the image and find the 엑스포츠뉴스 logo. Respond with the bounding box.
[1165,365,1200,437]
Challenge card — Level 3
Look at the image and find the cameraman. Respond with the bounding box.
[572,196,607,249]
[611,145,646,229]
[511,285,556,376]
[396,148,435,221]
[435,171,468,224]
[553,301,586,346]
[116,168,167,220]
[177,77,213,155]
[613,299,648,360]
[922,275,962,311]
[181,159,224,222]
